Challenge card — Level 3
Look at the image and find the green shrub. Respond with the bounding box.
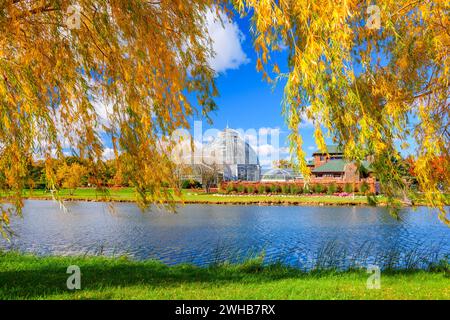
[237,184,245,193]
[344,183,353,193]
[247,185,255,194]
[181,180,202,189]
[270,184,278,193]
[327,183,337,195]
[313,184,323,194]
[226,183,235,194]
[281,184,290,194]
[181,180,189,189]
[258,185,266,194]
[289,184,298,194]
[303,185,311,194]
[360,182,369,194]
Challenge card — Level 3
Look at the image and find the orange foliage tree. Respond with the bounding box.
[0,0,222,236]
[236,0,449,223]
[1,0,449,236]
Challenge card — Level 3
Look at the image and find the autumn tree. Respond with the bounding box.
[408,155,450,191]
[0,0,221,234]
[56,162,88,194]
[236,0,449,224]
[1,0,449,235]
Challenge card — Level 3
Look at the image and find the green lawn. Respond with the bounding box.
[16,187,388,205]
[0,252,448,300]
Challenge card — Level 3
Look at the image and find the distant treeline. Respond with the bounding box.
[25,156,131,191]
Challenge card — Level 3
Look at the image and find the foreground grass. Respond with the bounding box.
[17,188,388,205]
[0,252,448,300]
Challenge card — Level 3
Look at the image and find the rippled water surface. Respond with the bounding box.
[2,200,449,268]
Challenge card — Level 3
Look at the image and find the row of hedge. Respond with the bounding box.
[220,182,370,195]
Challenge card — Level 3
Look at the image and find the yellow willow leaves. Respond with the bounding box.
[0,0,448,230]
[1,212,8,225]
[272,63,280,74]
[0,0,220,233]
[240,0,449,223]
[314,123,327,154]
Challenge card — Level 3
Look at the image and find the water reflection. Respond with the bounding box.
[1,200,449,269]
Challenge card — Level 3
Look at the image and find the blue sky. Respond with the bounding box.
[58,7,416,165]
[186,10,319,168]
[185,9,418,167]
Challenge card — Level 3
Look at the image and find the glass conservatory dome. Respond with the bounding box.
[171,140,205,165]
[204,128,259,166]
[261,168,293,182]
[170,128,261,181]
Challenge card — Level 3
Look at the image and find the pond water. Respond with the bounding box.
[1,200,449,269]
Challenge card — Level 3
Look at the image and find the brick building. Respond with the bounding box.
[308,145,376,192]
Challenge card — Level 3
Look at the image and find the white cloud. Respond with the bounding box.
[206,10,249,74]
[258,127,280,136]
[92,98,114,128]
[244,133,258,147]
[259,158,274,167]
[256,144,290,168]
[279,147,290,154]
[102,147,115,160]
[256,144,277,157]
[299,111,314,128]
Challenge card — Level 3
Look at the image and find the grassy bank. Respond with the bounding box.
[0,252,448,300]
[16,187,389,206]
